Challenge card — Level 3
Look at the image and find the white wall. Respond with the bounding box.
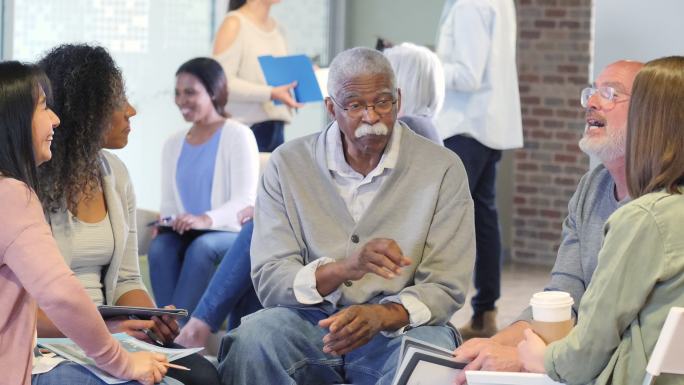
[4,0,333,211]
[593,0,684,79]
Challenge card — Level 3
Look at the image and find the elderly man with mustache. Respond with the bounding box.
[216,47,476,385]
[451,60,644,385]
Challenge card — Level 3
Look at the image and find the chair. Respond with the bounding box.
[135,207,160,256]
[642,307,684,385]
[258,152,271,176]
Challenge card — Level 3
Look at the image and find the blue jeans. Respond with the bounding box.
[32,361,184,385]
[192,220,262,331]
[217,307,457,385]
[444,134,503,314]
[148,230,237,318]
[250,120,284,152]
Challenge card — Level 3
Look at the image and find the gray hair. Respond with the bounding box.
[383,42,445,118]
[327,47,396,99]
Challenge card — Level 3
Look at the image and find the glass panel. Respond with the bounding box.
[10,0,214,210]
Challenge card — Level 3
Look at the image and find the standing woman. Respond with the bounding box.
[149,57,259,320]
[213,0,301,152]
[518,56,684,385]
[0,61,169,385]
[36,45,218,385]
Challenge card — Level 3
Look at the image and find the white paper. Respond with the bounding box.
[37,333,203,384]
[405,360,459,385]
[32,353,66,375]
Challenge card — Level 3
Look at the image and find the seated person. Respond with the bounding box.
[452,60,644,384]
[175,207,263,349]
[383,42,445,145]
[217,47,475,385]
[36,44,218,385]
[0,61,170,385]
[518,55,684,385]
[148,57,259,318]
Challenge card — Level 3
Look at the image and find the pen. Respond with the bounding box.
[146,216,175,227]
[128,315,165,346]
[162,362,191,371]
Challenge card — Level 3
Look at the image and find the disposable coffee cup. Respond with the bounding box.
[530,291,574,343]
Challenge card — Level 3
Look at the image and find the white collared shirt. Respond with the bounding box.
[292,122,432,334]
[325,121,401,222]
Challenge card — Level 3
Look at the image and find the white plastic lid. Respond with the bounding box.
[529,291,574,308]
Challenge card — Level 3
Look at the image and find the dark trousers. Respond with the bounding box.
[250,120,285,152]
[444,134,502,314]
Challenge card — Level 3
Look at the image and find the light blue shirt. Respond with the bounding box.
[176,129,221,215]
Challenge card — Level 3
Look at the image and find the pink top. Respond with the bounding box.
[0,177,130,385]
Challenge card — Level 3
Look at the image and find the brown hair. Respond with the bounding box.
[626,56,684,198]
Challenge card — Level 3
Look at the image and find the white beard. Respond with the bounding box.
[578,125,626,163]
[355,122,389,138]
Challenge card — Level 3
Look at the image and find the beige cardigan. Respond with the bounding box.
[48,151,147,305]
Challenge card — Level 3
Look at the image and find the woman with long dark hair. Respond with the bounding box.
[148,57,258,332]
[519,56,684,385]
[35,44,218,385]
[0,61,169,385]
[213,0,300,151]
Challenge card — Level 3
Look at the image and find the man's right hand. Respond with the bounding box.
[343,238,412,281]
[122,351,168,385]
[452,338,523,385]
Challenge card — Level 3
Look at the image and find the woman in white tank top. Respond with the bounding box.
[213,0,302,152]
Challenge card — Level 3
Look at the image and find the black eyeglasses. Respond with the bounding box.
[329,95,397,118]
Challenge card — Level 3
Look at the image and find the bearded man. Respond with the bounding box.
[451,60,644,384]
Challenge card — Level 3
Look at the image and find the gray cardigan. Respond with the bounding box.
[49,151,147,305]
[251,122,475,325]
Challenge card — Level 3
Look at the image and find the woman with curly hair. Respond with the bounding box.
[0,61,170,385]
[148,57,259,324]
[36,44,220,385]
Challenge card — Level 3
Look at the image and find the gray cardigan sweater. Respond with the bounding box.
[251,123,475,324]
[49,151,147,305]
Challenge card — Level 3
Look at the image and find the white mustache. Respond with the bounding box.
[355,123,389,138]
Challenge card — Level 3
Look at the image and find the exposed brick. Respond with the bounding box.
[554,153,577,163]
[532,107,554,117]
[559,20,581,29]
[517,184,539,194]
[520,29,541,39]
[534,20,557,29]
[518,162,540,171]
[513,0,592,265]
[543,119,565,129]
[531,130,553,139]
[536,0,558,6]
[545,8,567,18]
[542,75,565,84]
[544,97,564,107]
[558,64,579,73]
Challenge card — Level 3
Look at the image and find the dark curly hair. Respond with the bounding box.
[37,44,125,213]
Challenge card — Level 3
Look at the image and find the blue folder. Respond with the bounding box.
[258,54,323,104]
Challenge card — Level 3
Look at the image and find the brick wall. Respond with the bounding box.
[511,0,593,264]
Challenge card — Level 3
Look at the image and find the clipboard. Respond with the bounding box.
[98,305,188,320]
[258,54,323,104]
